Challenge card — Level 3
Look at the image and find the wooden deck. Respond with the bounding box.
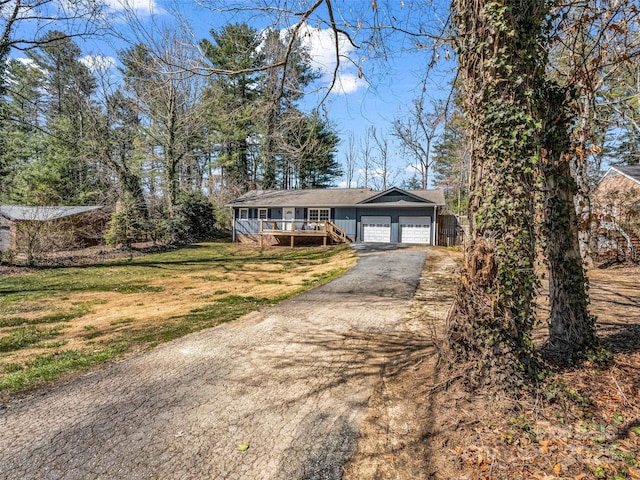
[259,220,353,247]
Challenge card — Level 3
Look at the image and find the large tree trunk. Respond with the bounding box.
[446,0,545,389]
[543,161,597,360]
[540,87,598,362]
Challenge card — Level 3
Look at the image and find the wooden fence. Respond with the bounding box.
[437,215,465,247]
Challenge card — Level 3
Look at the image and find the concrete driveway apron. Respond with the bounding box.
[0,245,427,480]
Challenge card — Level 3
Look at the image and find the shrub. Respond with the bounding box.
[160,191,216,245]
[0,248,17,265]
[105,200,149,248]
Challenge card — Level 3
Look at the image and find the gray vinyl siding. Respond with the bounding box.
[333,208,357,238]
[234,219,260,235]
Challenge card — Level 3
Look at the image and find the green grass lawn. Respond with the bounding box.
[0,242,354,395]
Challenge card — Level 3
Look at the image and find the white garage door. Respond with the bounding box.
[399,216,431,244]
[361,216,391,243]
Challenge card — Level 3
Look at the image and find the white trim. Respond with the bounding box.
[600,167,640,186]
[239,208,249,220]
[258,208,268,220]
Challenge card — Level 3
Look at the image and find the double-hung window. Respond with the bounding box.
[239,208,249,220]
[258,208,268,220]
[308,208,330,222]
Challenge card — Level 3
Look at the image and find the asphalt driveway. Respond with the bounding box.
[0,245,428,480]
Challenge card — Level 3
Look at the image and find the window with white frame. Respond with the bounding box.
[239,208,249,220]
[258,208,268,220]
[308,208,330,222]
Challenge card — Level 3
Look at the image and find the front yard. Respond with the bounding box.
[0,243,355,396]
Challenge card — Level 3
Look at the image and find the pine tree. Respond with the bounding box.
[432,111,470,215]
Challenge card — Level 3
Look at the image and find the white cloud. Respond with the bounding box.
[371,168,386,179]
[15,57,36,67]
[333,73,364,95]
[103,0,159,15]
[81,55,116,71]
[11,57,46,73]
[297,23,366,96]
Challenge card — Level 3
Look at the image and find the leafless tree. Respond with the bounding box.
[358,131,376,189]
[549,0,640,264]
[392,89,444,190]
[342,132,358,188]
[1,0,105,56]
[370,126,400,190]
[121,26,208,211]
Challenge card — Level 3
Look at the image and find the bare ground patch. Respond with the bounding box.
[346,251,640,480]
[344,248,459,479]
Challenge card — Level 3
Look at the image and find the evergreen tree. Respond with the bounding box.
[256,29,319,189]
[201,24,262,192]
[0,59,46,202]
[432,111,469,215]
[102,89,148,220]
[3,31,102,205]
[279,110,341,189]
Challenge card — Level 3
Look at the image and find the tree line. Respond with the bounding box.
[0,22,341,245]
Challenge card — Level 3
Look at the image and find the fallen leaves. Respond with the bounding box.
[448,351,640,479]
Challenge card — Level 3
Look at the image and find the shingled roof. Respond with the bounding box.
[602,166,640,184]
[0,205,103,222]
[227,187,446,208]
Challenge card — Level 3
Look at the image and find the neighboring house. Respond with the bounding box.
[0,205,105,252]
[227,187,447,246]
[0,215,10,251]
[592,166,640,259]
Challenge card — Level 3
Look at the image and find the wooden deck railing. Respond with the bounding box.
[259,219,353,246]
[326,222,352,243]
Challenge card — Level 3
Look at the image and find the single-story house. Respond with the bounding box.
[227,187,446,246]
[0,205,105,252]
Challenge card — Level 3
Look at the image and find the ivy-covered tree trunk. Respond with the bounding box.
[542,160,597,360]
[447,0,549,388]
[540,87,598,363]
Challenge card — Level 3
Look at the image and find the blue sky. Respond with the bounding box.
[9,0,455,188]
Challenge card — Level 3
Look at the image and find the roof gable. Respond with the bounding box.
[358,187,435,205]
[601,166,640,185]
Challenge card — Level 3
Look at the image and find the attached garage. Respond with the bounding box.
[399,216,431,244]
[361,216,391,243]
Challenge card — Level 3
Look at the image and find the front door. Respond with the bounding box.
[283,208,295,230]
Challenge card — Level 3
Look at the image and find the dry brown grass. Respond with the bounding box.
[0,242,356,394]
